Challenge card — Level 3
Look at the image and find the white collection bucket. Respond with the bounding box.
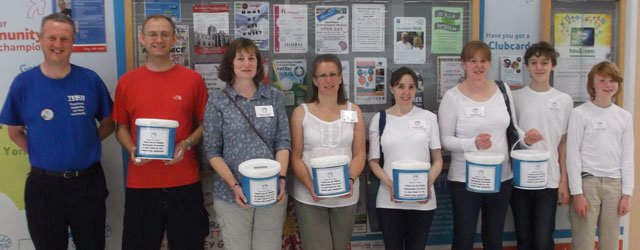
[391,160,431,201]
[238,159,281,207]
[511,138,550,190]
[310,155,351,197]
[465,151,504,193]
[135,118,179,160]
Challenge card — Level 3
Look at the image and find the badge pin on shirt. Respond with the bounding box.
[41,109,54,121]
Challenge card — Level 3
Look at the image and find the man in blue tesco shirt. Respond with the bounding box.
[0,13,114,249]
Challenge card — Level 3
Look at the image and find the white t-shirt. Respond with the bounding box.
[512,86,573,188]
[438,81,522,183]
[566,101,634,196]
[291,103,360,207]
[368,106,441,211]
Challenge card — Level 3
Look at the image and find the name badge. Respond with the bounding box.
[592,120,606,132]
[340,110,358,123]
[548,99,559,110]
[466,106,485,117]
[255,105,275,117]
[409,119,426,130]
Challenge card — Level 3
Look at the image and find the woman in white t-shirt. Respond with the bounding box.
[289,54,366,250]
[438,41,542,250]
[368,67,443,250]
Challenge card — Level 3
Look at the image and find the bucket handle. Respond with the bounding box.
[511,134,547,152]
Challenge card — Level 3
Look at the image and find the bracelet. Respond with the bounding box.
[184,138,192,150]
[279,175,287,180]
[231,182,241,189]
[349,177,355,183]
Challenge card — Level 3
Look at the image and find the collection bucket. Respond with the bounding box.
[391,160,431,201]
[511,138,550,189]
[310,155,350,197]
[135,118,179,160]
[464,151,504,193]
[238,159,281,207]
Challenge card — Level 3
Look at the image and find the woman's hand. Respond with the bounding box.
[572,194,589,218]
[475,133,492,150]
[277,179,287,204]
[232,184,248,208]
[340,178,355,199]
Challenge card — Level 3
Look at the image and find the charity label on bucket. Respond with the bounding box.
[239,159,281,207]
[135,118,179,160]
[391,160,430,201]
[512,149,550,189]
[465,152,504,193]
[310,155,351,197]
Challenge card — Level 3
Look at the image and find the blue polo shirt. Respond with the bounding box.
[0,64,113,171]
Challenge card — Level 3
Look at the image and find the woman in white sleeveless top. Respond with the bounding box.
[290,54,366,250]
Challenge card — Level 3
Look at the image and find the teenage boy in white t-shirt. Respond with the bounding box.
[511,41,573,250]
[567,61,633,250]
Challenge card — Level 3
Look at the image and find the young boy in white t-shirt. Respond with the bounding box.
[567,61,634,250]
[511,41,574,250]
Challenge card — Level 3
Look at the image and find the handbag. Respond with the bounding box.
[495,80,520,153]
[366,110,386,232]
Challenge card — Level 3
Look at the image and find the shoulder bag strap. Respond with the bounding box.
[378,110,387,168]
[223,89,270,149]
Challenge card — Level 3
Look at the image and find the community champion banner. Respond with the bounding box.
[0,1,123,249]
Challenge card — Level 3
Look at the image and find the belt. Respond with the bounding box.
[581,172,594,178]
[30,162,101,179]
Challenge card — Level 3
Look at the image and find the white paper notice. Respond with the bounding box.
[248,178,278,206]
[315,166,347,196]
[352,4,384,52]
[394,17,426,64]
[341,60,350,98]
[273,5,308,53]
[437,56,464,102]
[467,164,496,192]
[397,171,429,200]
[518,161,548,188]
[315,6,349,54]
[138,127,170,156]
[194,63,225,94]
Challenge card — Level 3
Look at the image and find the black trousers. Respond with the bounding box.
[122,181,209,250]
[377,208,435,250]
[25,164,108,250]
[449,180,512,250]
[510,188,558,250]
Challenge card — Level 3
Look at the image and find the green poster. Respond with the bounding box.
[431,7,463,54]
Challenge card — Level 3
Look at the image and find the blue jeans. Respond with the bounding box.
[449,180,512,250]
[377,208,435,250]
[510,188,558,250]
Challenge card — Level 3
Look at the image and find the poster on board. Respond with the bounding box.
[354,57,386,105]
[315,6,349,54]
[553,13,612,102]
[352,4,385,52]
[273,4,308,53]
[193,4,230,54]
[234,1,269,51]
[394,17,426,64]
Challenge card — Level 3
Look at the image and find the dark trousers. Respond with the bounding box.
[510,188,558,250]
[377,208,435,250]
[449,180,512,250]
[25,165,108,250]
[122,181,209,250]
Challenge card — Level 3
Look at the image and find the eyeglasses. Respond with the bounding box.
[144,32,173,40]
[315,73,341,80]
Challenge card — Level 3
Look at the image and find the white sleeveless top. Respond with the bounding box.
[291,103,360,207]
